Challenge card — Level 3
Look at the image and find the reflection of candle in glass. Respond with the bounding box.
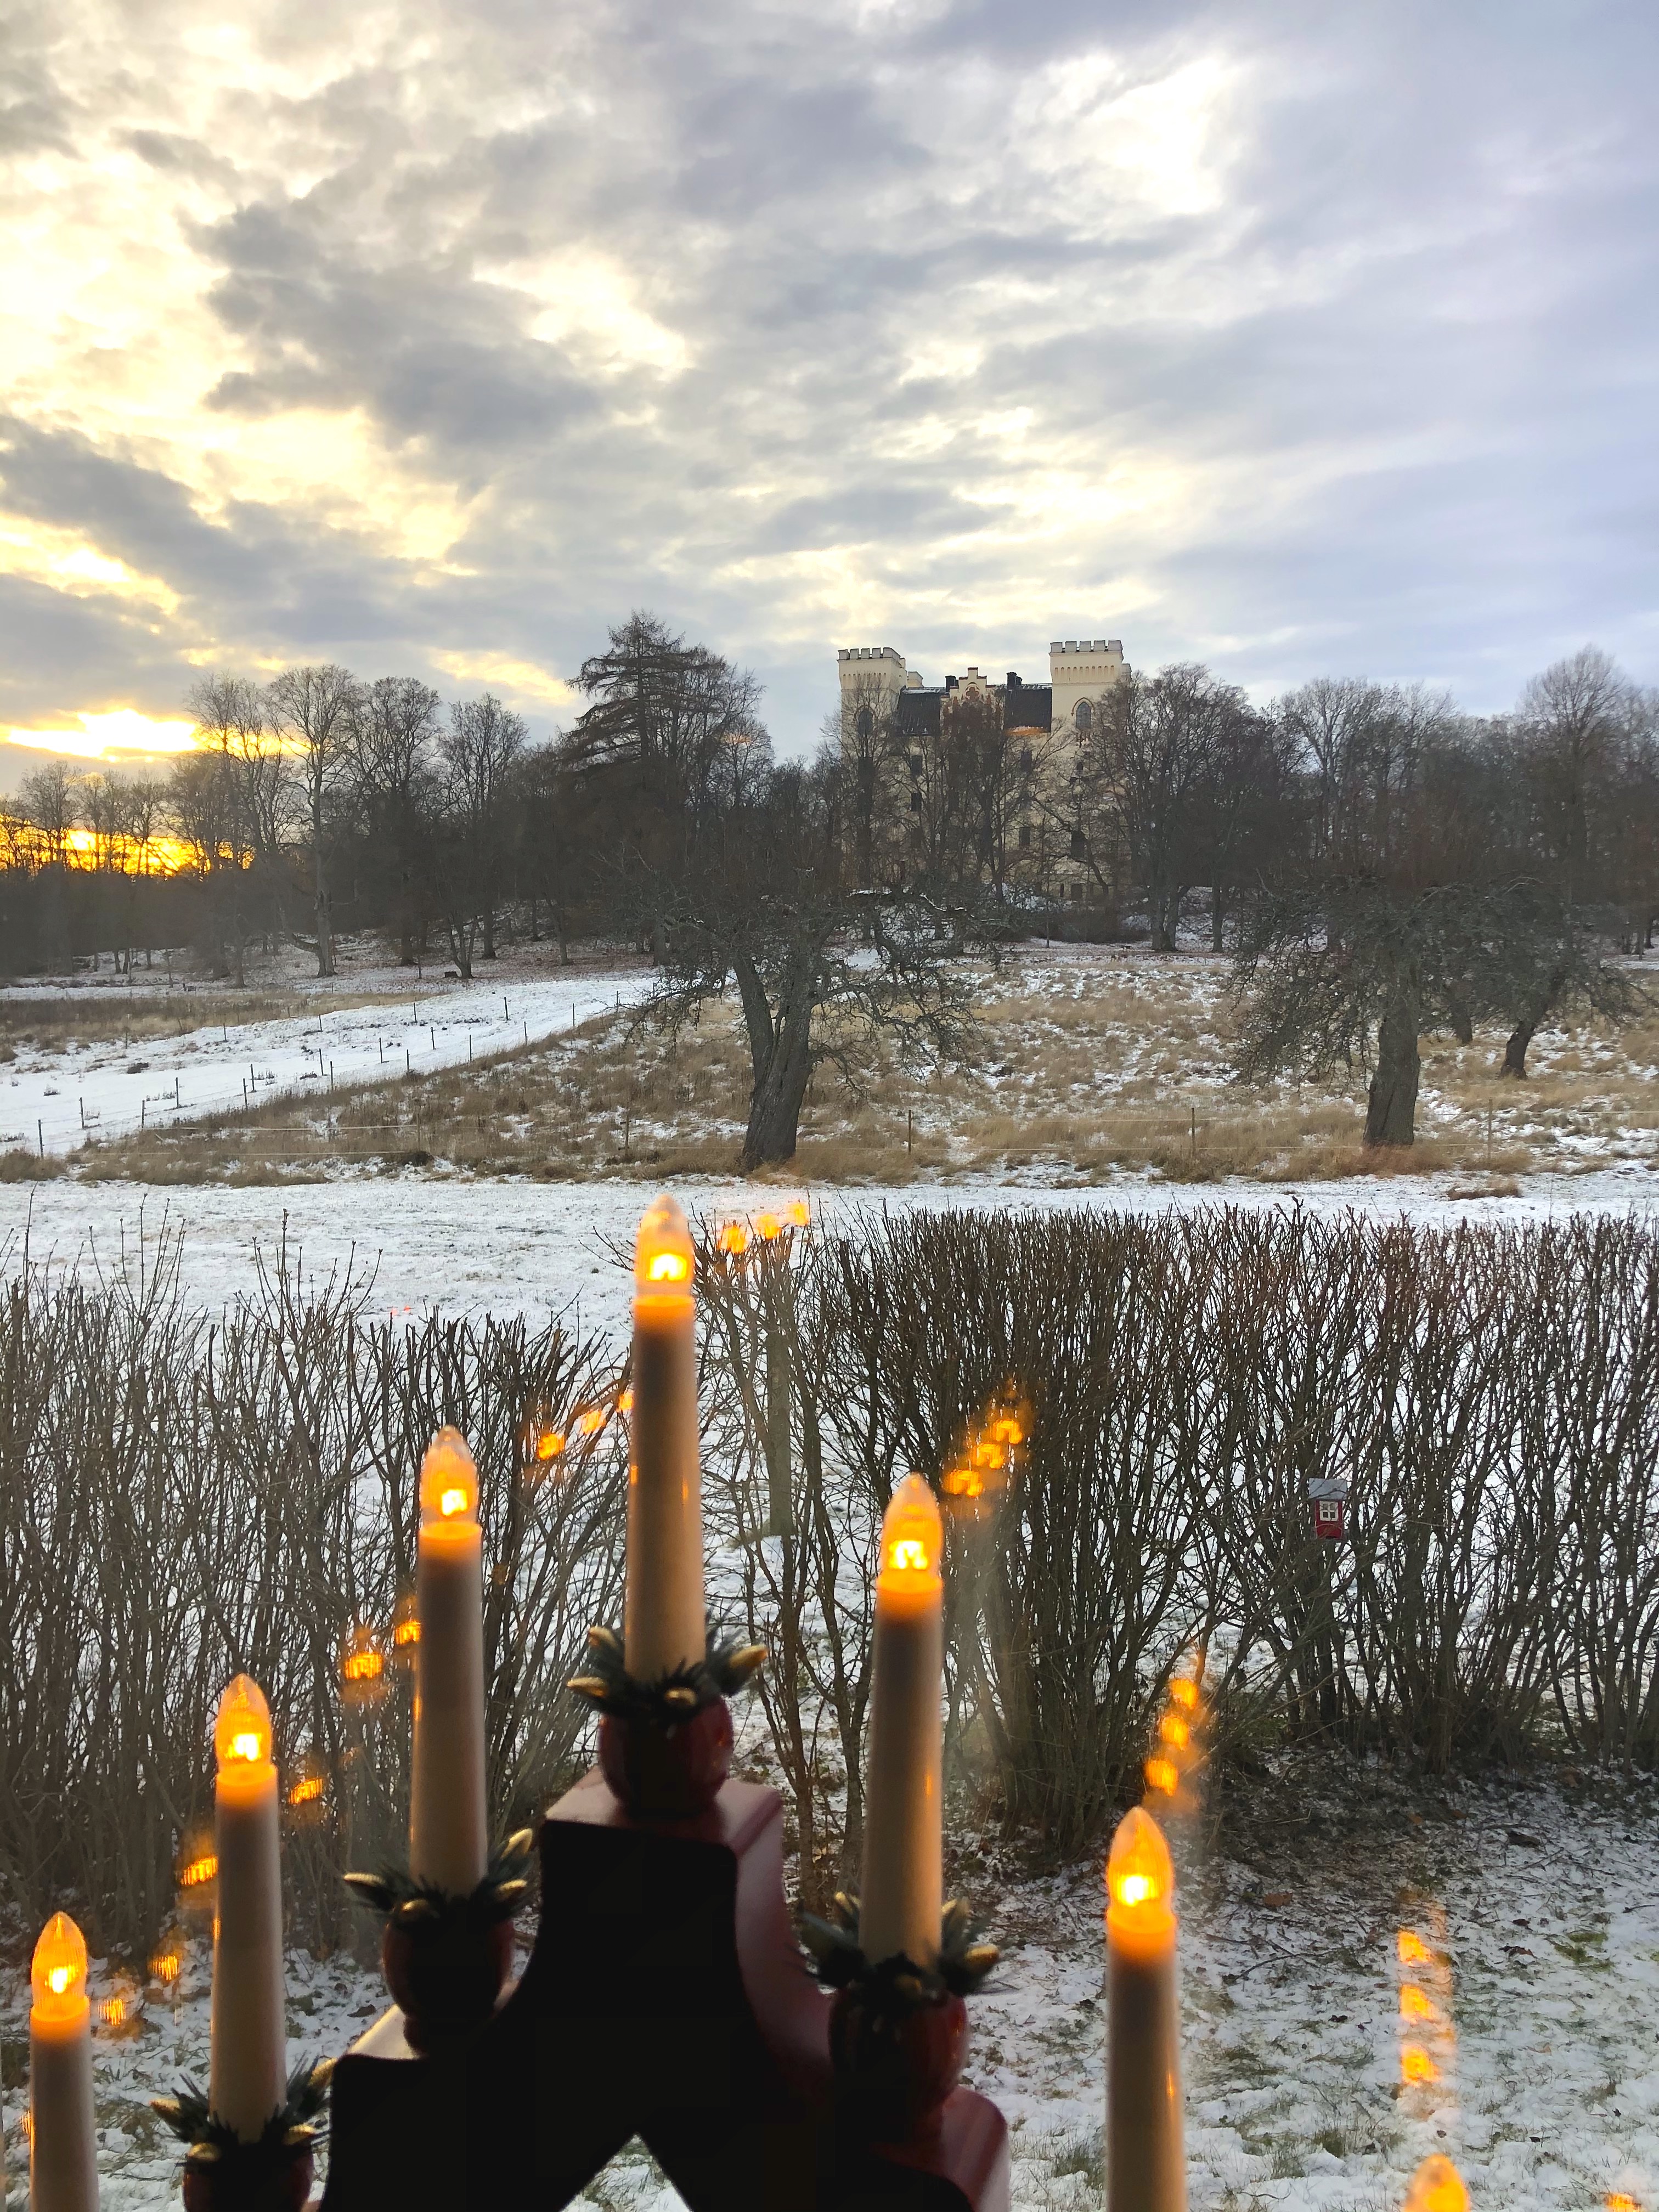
[30,1912,98,2212]
[210,1676,287,2142]
[1105,1805,1186,2212]
[1405,2154,1469,2212]
[859,1474,944,1969]
[410,1427,488,1895]
[624,1195,706,1682]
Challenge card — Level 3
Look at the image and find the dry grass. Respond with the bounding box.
[68,946,1659,1186]
[0,987,389,1053]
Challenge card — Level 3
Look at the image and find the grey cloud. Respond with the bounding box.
[1,0,1656,751]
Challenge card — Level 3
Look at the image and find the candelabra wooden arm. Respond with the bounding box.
[320,1770,1008,2212]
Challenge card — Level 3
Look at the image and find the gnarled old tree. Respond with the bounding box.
[641,759,986,1168]
[1233,877,1641,1147]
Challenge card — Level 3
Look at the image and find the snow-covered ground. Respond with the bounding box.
[4,1768,1654,2210]
[3,1165,1654,1350]
[0,967,651,1156]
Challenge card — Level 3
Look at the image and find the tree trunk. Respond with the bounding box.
[313,810,334,978]
[1148,881,1176,953]
[1503,972,1564,1077]
[1365,986,1420,1147]
[1447,985,1473,1046]
[737,949,815,1169]
[1502,1019,1537,1079]
[1210,889,1225,954]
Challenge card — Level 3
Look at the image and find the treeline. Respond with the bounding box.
[4,622,1654,982]
[0,625,769,981]
[839,645,1659,952]
[4,1208,1655,1957]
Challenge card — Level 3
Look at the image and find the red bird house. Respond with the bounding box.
[1306,1476,1350,1543]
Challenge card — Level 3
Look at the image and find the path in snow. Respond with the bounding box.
[0,968,651,1156]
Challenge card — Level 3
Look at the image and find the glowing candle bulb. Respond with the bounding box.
[209,1675,286,2143]
[1105,1805,1186,2212]
[30,1912,97,2212]
[858,1475,944,1970]
[624,1193,706,1684]
[410,1426,488,1897]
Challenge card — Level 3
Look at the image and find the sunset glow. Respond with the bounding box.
[5,710,200,762]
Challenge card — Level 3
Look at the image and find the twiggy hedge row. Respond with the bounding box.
[697,1207,1659,1889]
[2,1206,1655,1958]
[0,1238,626,1959]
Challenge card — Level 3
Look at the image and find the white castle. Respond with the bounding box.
[837,637,1127,746]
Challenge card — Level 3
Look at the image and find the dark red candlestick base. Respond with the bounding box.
[598,1695,733,1816]
[381,1913,515,2052]
[320,1771,1008,2211]
[180,2147,314,2212]
[830,1987,968,2142]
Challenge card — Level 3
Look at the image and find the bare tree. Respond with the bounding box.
[1517,646,1633,891]
[266,664,359,977]
[1089,664,1240,950]
[646,757,985,1167]
[21,761,79,865]
[436,692,527,972]
[352,676,443,965]
[1234,875,1641,1147]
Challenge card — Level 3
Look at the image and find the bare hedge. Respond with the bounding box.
[0,1237,626,1959]
[3,1205,1656,1957]
[698,1207,1659,1888]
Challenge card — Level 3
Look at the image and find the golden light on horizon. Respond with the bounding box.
[5,708,200,762]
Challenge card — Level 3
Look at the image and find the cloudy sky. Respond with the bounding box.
[1,0,1655,784]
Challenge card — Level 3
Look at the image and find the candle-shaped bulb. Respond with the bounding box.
[878,1472,943,1591]
[1405,2155,1469,2212]
[858,1471,945,1971]
[716,1221,748,1255]
[30,1909,98,2212]
[1107,1804,1175,1938]
[635,1191,695,1295]
[214,1675,273,1770]
[32,1914,89,2024]
[420,1426,479,1526]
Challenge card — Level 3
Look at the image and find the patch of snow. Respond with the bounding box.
[0,970,651,1157]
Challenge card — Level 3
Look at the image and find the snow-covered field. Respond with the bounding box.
[4,1768,1654,2211]
[3,1165,1654,1351]
[0,966,651,1156]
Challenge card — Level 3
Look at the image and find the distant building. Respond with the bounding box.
[836,639,1127,746]
[834,637,1131,905]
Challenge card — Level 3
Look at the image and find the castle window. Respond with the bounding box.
[1070,828,1086,859]
[1019,747,1033,772]
[909,753,924,777]
[855,706,874,741]
[910,790,922,813]
[1018,823,1031,849]
[1074,699,1093,733]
